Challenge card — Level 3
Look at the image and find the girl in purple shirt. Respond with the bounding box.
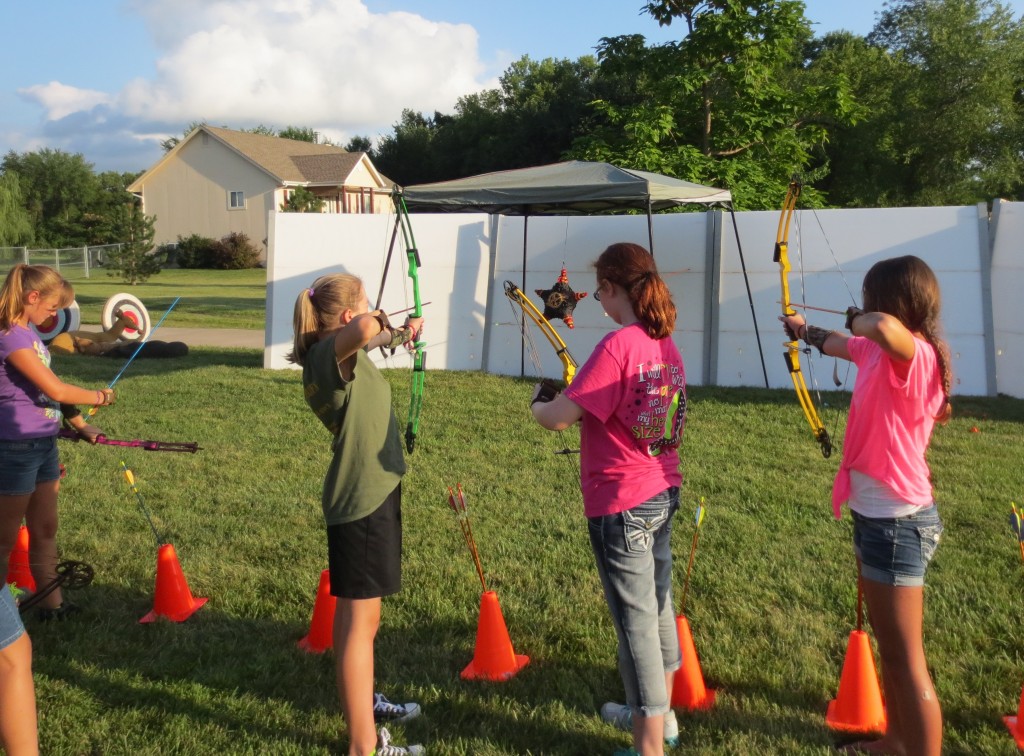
[0,264,115,624]
[532,243,686,756]
[782,255,951,756]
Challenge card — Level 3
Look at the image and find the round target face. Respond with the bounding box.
[101,293,151,342]
[31,301,81,344]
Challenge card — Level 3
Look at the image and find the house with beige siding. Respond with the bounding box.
[127,125,393,261]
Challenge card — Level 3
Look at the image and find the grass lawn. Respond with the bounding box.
[63,268,267,330]
[20,338,1024,755]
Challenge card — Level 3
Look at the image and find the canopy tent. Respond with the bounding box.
[402,160,732,216]
[399,160,767,387]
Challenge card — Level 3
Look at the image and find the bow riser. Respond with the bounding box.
[775,180,832,458]
[504,281,577,385]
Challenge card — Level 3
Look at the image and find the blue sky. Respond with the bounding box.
[1,1,1020,174]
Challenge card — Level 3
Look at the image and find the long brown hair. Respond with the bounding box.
[594,242,676,339]
[862,255,952,422]
[0,264,74,331]
[286,273,365,365]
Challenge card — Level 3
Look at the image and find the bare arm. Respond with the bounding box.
[531,384,584,431]
[7,348,113,405]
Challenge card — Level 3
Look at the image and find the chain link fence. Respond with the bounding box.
[0,244,124,280]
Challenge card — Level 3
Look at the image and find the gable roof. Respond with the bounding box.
[128,125,392,191]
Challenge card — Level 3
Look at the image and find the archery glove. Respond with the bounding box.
[531,379,561,406]
[845,306,864,332]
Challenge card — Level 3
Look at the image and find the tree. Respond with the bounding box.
[568,1,858,208]
[1,148,101,246]
[373,56,600,185]
[280,186,325,213]
[161,121,207,152]
[0,172,34,247]
[105,202,160,285]
[344,135,374,153]
[859,0,1024,205]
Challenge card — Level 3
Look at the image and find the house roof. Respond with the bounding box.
[128,125,393,191]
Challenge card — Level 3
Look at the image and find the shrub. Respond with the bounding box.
[210,231,261,270]
[175,233,217,268]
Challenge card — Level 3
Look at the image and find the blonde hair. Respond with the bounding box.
[0,264,74,331]
[287,273,365,365]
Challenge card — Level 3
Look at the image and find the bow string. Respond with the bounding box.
[375,190,425,453]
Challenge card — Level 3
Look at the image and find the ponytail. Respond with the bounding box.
[594,243,676,339]
[286,273,364,365]
[0,264,72,331]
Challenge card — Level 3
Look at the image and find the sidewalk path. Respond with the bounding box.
[158,327,264,349]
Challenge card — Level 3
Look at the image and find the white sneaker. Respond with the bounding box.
[373,692,422,723]
[600,702,679,747]
[376,726,424,755]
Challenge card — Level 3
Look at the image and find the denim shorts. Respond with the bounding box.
[588,487,682,718]
[0,435,60,496]
[852,506,943,587]
[0,583,26,651]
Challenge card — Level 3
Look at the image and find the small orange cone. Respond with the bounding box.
[461,591,529,681]
[298,569,336,653]
[826,629,887,734]
[5,525,36,592]
[139,543,208,623]
[1002,684,1024,747]
[671,614,716,710]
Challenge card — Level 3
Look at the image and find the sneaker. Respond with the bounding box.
[373,692,422,723]
[376,726,424,755]
[37,601,81,622]
[600,702,679,747]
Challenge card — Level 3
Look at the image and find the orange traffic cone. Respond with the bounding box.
[825,629,887,734]
[139,543,208,623]
[461,591,529,681]
[298,569,336,653]
[1003,684,1024,747]
[5,525,36,592]
[671,614,716,710]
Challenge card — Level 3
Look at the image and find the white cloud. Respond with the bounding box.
[13,0,499,171]
[18,82,113,121]
[118,0,492,136]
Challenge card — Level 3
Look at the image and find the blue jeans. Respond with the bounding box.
[588,487,681,718]
[852,506,943,587]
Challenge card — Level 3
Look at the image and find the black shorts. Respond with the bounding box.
[327,484,402,599]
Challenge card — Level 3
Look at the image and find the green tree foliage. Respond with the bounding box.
[373,56,601,184]
[105,202,160,285]
[816,0,1024,205]
[280,186,326,213]
[344,135,374,153]
[568,1,858,208]
[0,172,34,246]
[1,148,102,246]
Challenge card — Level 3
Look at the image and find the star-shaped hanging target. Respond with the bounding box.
[535,268,588,329]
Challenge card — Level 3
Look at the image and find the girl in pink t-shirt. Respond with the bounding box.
[781,255,951,756]
[532,243,686,756]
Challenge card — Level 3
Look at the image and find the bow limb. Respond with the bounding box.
[774,179,832,458]
[503,281,577,385]
[57,428,200,453]
[394,191,425,453]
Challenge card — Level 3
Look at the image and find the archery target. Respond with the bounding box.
[31,301,80,344]
[101,293,151,342]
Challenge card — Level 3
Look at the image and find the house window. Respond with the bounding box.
[229,191,245,209]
